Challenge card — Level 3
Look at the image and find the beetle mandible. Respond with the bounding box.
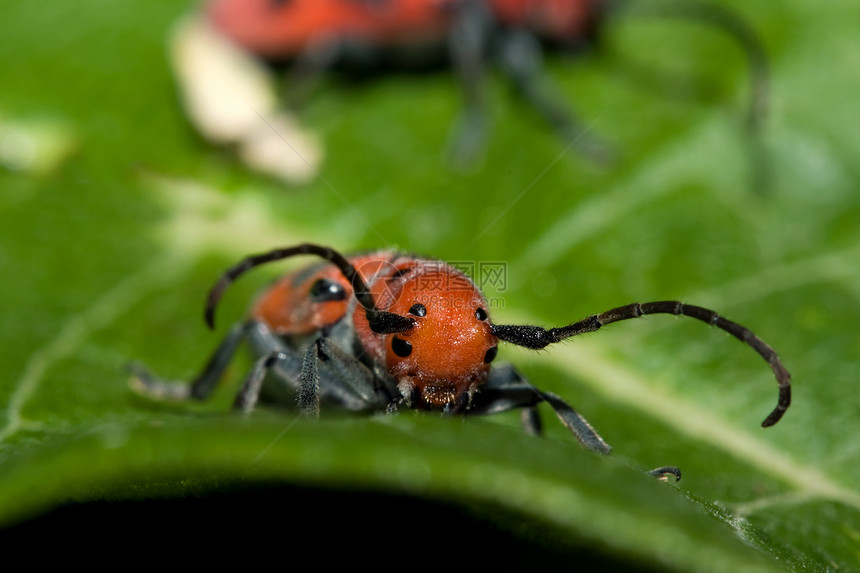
[132,243,791,476]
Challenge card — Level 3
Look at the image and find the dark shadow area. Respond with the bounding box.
[3,481,664,570]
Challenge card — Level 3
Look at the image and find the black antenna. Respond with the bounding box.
[492,301,791,427]
[205,243,414,334]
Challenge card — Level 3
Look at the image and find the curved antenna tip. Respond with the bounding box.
[761,383,791,427]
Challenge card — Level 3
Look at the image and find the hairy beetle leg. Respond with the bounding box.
[495,28,614,164]
[239,321,393,415]
[472,363,612,455]
[233,350,288,413]
[520,406,542,437]
[127,362,193,401]
[128,322,247,401]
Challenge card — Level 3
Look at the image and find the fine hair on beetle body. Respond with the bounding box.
[131,243,791,479]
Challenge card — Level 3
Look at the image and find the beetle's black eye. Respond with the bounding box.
[408,303,427,317]
[309,278,347,302]
[475,307,488,321]
[484,345,498,364]
[392,336,413,358]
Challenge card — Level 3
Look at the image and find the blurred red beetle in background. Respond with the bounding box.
[173,0,768,181]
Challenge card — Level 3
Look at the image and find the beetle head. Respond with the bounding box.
[374,266,499,412]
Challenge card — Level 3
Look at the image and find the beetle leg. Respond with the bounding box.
[314,338,390,408]
[477,365,681,479]
[233,349,287,413]
[471,363,611,454]
[494,29,612,163]
[297,341,322,417]
[297,337,392,416]
[246,322,391,414]
[448,0,493,168]
[282,38,341,110]
[232,328,335,414]
[539,391,612,455]
[129,322,247,401]
[520,406,542,437]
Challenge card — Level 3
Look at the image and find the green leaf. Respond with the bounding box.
[2,0,859,569]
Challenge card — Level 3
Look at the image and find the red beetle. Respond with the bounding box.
[132,243,791,477]
[183,0,767,168]
[206,0,605,58]
[193,0,767,163]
